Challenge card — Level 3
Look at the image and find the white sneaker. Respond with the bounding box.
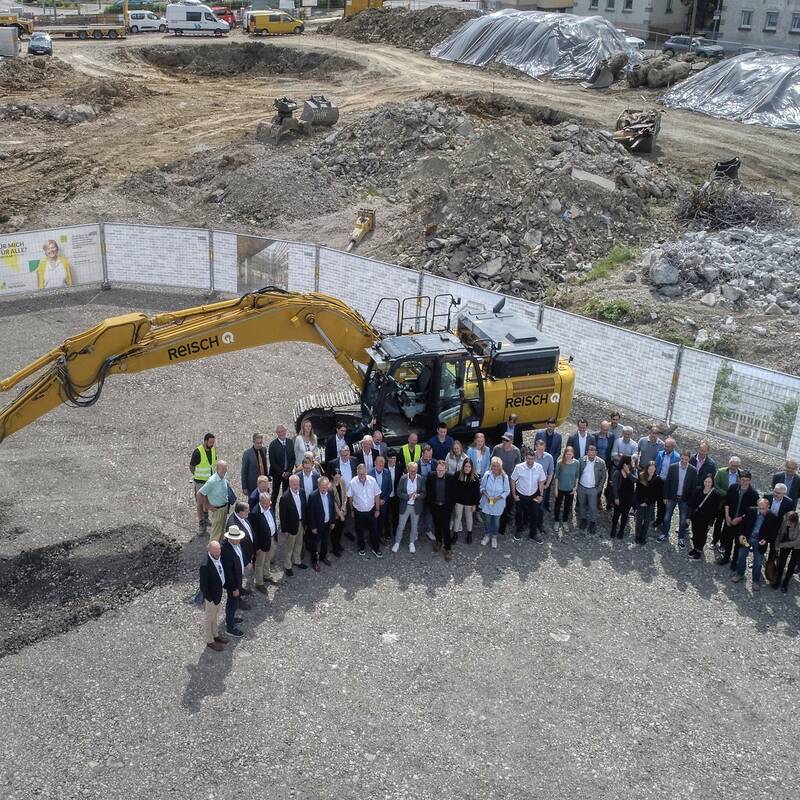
[391,542,400,553]
[481,535,490,546]
[491,536,498,549]
[409,542,416,553]
[425,531,436,542]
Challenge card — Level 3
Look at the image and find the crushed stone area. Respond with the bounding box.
[317,6,478,52]
[0,289,797,799]
[133,41,362,77]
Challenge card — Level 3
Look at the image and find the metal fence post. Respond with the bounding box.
[314,244,320,292]
[99,221,110,288]
[537,301,545,332]
[665,344,684,426]
[208,229,215,293]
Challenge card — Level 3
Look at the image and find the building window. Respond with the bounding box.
[624,0,633,10]
[739,9,752,29]
[791,13,800,32]
[606,0,615,9]
[764,11,778,31]
[665,0,672,13]
[590,0,599,7]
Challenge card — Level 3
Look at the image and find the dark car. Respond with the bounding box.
[662,35,724,58]
[27,31,52,56]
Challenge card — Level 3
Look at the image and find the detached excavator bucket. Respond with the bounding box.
[582,65,615,90]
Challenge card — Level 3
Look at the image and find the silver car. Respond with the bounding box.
[662,35,724,58]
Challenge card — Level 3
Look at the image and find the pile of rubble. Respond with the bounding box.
[313,99,683,297]
[643,227,800,314]
[317,6,477,52]
[627,52,712,89]
[0,56,75,91]
[64,79,156,111]
[0,102,98,124]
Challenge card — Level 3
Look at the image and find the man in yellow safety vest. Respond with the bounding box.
[190,433,217,535]
[399,432,422,474]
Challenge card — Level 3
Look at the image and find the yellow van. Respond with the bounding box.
[246,11,304,36]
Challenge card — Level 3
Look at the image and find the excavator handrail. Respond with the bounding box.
[0,288,381,444]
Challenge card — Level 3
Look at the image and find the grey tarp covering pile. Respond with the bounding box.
[429,10,640,81]
[660,52,800,132]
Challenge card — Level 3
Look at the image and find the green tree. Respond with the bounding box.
[710,362,739,425]
[769,399,799,451]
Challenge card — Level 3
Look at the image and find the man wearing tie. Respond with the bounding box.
[308,476,336,570]
[279,474,307,577]
[269,424,296,507]
[250,492,281,591]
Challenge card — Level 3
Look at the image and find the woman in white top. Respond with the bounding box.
[445,440,467,476]
[467,432,490,477]
[36,239,73,290]
[294,418,321,467]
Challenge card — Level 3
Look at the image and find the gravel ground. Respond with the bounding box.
[0,289,798,799]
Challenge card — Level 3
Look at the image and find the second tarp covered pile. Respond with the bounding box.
[430,10,640,81]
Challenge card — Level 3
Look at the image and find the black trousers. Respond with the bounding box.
[610,501,633,538]
[225,589,239,632]
[775,548,800,587]
[384,496,400,539]
[431,503,452,551]
[331,518,344,554]
[355,509,379,553]
[711,506,726,545]
[720,524,742,566]
[271,476,289,508]
[516,494,542,537]
[554,490,574,523]
[655,498,667,528]
[635,503,654,543]
[691,518,713,551]
[499,494,515,535]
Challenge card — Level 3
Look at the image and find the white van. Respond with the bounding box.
[166,3,230,36]
[128,11,168,33]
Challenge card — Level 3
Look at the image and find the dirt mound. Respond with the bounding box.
[64,78,157,110]
[0,525,182,657]
[0,56,75,91]
[136,42,360,77]
[318,6,477,52]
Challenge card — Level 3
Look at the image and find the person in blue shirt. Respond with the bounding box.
[428,423,453,461]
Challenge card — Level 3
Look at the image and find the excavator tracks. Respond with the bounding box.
[292,387,362,431]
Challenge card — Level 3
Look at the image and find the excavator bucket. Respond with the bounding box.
[582,65,615,90]
[346,208,375,252]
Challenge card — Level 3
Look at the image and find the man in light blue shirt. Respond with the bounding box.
[200,461,231,543]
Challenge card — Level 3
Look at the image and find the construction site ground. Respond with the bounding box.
[0,286,798,800]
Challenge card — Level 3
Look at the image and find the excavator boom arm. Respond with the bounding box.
[0,288,380,444]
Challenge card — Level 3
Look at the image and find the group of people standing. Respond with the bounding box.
[194,412,800,651]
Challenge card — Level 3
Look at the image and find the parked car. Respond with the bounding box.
[617,29,646,49]
[246,10,303,35]
[27,31,52,56]
[167,3,230,36]
[211,7,236,28]
[128,10,168,33]
[662,35,724,58]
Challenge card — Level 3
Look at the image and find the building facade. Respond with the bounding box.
[567,0,686,35]
[718,0,800,50]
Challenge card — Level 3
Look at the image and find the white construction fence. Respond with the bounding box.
[2,222,799,458]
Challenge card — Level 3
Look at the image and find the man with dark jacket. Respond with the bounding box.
[307,477,337,571]
[713,456,742,552]
[718,470,760,568]
[690,440,717,483]
[772,459,800,508]
[199,540,228,651]
[764,484,794,524]
[279,474,307,577]
[241,433,268,498]
[250,492,281,591]
[226,501,254,603]
[221,526,247,638]
[731,499,779,589]
[658,450,698,548]
[248,475,271,512]
[370,455,393,543]
[268,424,296,507]
[567,419,596,461]
[426,460,456,560]
[327,446,357,485]
[495,414,523,450]
[324,422,352,465]
[534,417,563,462]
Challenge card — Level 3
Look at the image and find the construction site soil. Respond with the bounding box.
[0,286,797,799]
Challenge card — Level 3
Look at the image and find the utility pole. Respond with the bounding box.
[687,0,699,53]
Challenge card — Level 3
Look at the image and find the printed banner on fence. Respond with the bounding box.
[0,225,103,295]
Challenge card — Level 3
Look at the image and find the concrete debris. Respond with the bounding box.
[0,102,98,124]
[642,227,800,311]
[318,7,478,52]
[570,167,616,193]
[627,53,705,89]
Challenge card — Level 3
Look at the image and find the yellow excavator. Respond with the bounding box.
[0,287,574,446]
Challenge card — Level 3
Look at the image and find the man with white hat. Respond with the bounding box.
[221,525,246,638]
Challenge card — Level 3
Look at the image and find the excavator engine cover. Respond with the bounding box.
[300,95,339,128]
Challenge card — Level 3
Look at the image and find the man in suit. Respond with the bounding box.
[357,434,381,473]
[535,417,563,511]
[297,454,320,499]
[268,424,296,507]
[250,492,281,591]
[324,422,352,465]
[426,459,456,560]
[307,476,337,571]
[772,458,800,508]
[577,444,607,534]
[658,449,698,547]
[372,429,388,460]
[731,498,779,589]
[690,440,717,483]
[764,483,794,524]
[248,475,271,512]
[718,469,759,568]
[279,473,307,577]
[198,540,228,651]
[221,526,247,638]
[384,450,402,539]
[592,419,615,511]
[654,438,681,527]
[225,501,254,605]
[327,445,357,485]
[567,419,596,461]
[495,413,524,450]
[241,433,268,498]
[713,456,742,552]
[370,455,393,544]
